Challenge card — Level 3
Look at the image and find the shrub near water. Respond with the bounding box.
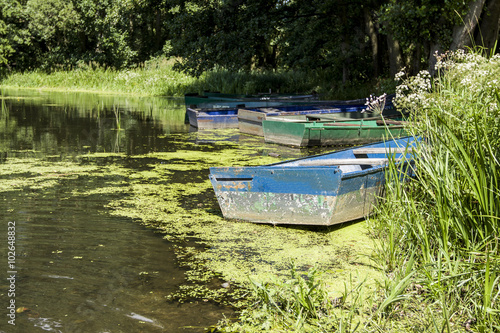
[371,51,500,332]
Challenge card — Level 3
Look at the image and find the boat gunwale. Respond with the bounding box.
[210,137,417,181]
[253,136,417,167]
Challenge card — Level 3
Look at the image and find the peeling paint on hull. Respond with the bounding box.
[213,183,383,226]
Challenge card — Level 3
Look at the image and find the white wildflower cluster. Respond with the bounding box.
[488,102,498,113]
[394,70,406,82]
[393,69,433,112]
[486,79,499,89]
[458,69,496,94]
[115,71,141,83]
[432,50,500,121]
[459,75,482,93]
[145,75,173,86]
[434,49,488,72]
[436,50,500,96]
[363,93,387,114]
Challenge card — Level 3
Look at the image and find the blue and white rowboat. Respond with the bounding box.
[209,136,419,226]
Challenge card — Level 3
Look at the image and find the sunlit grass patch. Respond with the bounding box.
[370,50,500,332]
[1,58,195,97]
[1,57,393,99]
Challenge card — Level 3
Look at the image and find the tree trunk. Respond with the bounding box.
[364,8,379,77]
[450,0,486,50]
[387,34,403,77]
[427,15,448,76]
[411,43,422,74]
[475,0,500,55]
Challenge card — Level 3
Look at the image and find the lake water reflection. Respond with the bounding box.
[0,88,240,332]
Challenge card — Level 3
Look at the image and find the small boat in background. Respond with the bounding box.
[262,118,407,147]
[186,104,347,129]
[184,92,318,109]
[186,107,241,129]
[209,136,419,226]
[238,103,378,136]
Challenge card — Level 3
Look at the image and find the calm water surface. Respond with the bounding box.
[0,89,245,332]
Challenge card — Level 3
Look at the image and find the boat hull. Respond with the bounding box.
[238,105,400,136]
[209,137,418,226]
[262,120,407,147]
[210,168,385,226]
[186,108,239,129]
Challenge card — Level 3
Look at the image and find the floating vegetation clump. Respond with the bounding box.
[0,158,100,192]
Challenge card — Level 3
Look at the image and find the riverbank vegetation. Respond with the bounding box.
[0,56,388,99]
[371,50,500,332]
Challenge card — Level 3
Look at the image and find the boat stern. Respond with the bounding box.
[209,166,346,225]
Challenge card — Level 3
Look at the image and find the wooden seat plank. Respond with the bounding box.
[297,158,401,166]
[352,147,414,154]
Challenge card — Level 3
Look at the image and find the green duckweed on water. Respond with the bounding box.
[107,141,381,302]
[1,140,383,326]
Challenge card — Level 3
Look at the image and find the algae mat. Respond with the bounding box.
[1,136,383,307]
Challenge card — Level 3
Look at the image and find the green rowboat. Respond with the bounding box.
[262,118,407,147]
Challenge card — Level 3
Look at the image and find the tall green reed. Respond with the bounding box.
[372,50,500,331]
[1,96,7,116]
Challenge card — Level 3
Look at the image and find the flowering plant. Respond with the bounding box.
[363,93,387,115]
[393,68,433,113]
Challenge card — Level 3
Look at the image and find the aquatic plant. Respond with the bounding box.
[220,263,367,332]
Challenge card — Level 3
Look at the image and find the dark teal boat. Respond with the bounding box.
[184,92,318,109]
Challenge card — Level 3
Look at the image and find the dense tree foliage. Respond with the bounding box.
[0,0,173,71]
[1,0,499,82]
[0,0,30,69]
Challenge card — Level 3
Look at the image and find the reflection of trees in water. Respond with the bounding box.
[0,89,189,156]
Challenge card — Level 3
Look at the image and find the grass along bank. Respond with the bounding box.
[213,51,500,332]
[0,57,194,97]
[0,57,393,99]
[369,51,500,332]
